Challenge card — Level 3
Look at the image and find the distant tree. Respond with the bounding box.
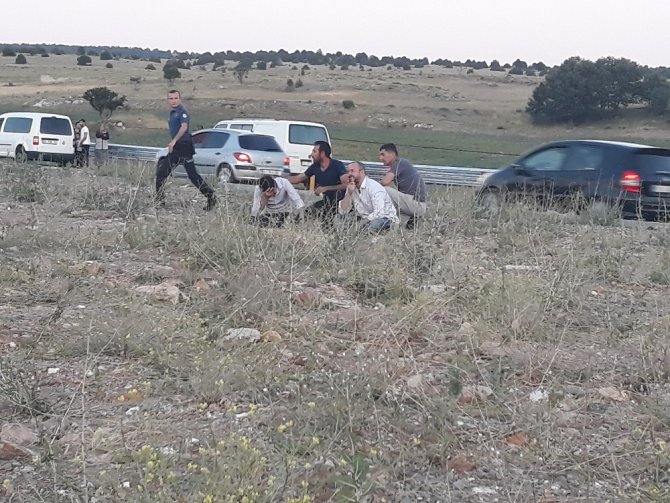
[82,87,127,119]
[301,64,310,76]
[285,78,295,91]
[145,63,156,70]
[508,66,524,75]
[512,59,528,71]
[295,78,303,88]
[100,50,112,60]
[402,63,411,71]
[525,68,536,77]
[41,53,50,58]
[77,46,86,56]
[77,55,92,66]
[637,73,670,114]
[2,47,16,57]
[51,46,64,55]
[232,59,251,84]
[256,61,267,70]
[15,54,27,65]
[342,100,355,109]
[526,56,649,124]
[105,62,113,69]
[163,63,181,83]
[489,60,503,71]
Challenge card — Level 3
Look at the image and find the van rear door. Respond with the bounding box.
[39,116,74,156]
[287,123,329,173]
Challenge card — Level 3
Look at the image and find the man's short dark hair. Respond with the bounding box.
[380,143,398,155]
[79,119,86,123]
[314,141,331,158]
[167,89,181,96]
[259,175,277,192]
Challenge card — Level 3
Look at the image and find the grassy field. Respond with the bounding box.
[1,158,670,502]
[2,54,670,502]
[1,54,670,168]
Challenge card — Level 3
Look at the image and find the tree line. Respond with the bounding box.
[3,43,670,124]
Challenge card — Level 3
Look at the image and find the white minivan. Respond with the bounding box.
[0,112,75,164]
[213,119,330,175]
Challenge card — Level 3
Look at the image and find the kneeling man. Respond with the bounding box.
[250,175,305,227]
[338,162,398,233]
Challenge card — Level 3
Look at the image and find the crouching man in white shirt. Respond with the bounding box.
[250,175,305,227]
[338,161,399,233]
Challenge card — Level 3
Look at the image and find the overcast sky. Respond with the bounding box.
[4,0,670,67]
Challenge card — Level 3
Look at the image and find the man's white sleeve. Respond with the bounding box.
[285,182,305,212]
[251,187,262,217]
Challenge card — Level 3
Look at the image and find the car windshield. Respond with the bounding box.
[238,134,282,152]
[289,124,328,145]
[633,149,670,174]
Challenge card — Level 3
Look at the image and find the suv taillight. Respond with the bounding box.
[234,152,252,163]
[284,156,290,166]
[620,170,641,194]
[32,136,39,145]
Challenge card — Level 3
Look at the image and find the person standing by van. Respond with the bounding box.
[95,122,110,167]
[78,119,93,167]
[287,141,348,225]
[155,90,217,210]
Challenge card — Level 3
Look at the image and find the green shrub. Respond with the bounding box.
[342,100,355,109]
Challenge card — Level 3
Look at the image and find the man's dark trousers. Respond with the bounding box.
[155,140,214,201]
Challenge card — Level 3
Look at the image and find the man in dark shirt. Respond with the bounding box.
[378,143,427,229]
[288,141,348,225]
[155,90,217,210]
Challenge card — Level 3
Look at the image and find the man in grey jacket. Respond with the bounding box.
[378,143,427,229]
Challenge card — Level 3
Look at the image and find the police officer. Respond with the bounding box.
[155,89,217,210]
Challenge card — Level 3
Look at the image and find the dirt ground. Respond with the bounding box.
[1,158,670,502]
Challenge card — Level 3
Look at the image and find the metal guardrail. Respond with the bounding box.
[105,143,497,187]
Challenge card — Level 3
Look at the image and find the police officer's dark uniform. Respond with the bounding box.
[155,103,216,210]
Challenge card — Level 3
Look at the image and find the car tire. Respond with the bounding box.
[15,146,27,163]
[477,189,502,217]
[218,164,236,184]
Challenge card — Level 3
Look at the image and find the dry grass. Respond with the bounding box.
[1,159,670,502]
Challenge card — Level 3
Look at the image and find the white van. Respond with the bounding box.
[213,119,330,175]
[0,112,75,164]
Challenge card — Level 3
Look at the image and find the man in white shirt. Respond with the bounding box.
[338,161,398,233]
[250,175,305,227]
[77,119,93,167]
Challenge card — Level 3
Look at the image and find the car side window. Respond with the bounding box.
[566,146,603,171]
[522,147,568,171]
[0,118,4,132]
[230,124,253,131]
[4,117,33,133]
[205,132,229,149]
[191,132,208,147]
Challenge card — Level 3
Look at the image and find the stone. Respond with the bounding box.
[223,328,261,343]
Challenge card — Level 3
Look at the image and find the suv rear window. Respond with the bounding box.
[289,124,328,145]
[634,149,670,173]
[239,135,282,152]
[40,117,72,135]
[4,117,33,133]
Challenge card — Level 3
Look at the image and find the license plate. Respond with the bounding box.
[42,139,58,145]
[301,159,311,166]
[650,185,670,193]
[261,170,282,176]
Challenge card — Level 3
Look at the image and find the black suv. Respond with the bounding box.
[476,140,670,220]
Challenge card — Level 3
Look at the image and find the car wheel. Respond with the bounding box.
[218,164,235,184]
[477,189,502,217]
[15,146,27,163]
